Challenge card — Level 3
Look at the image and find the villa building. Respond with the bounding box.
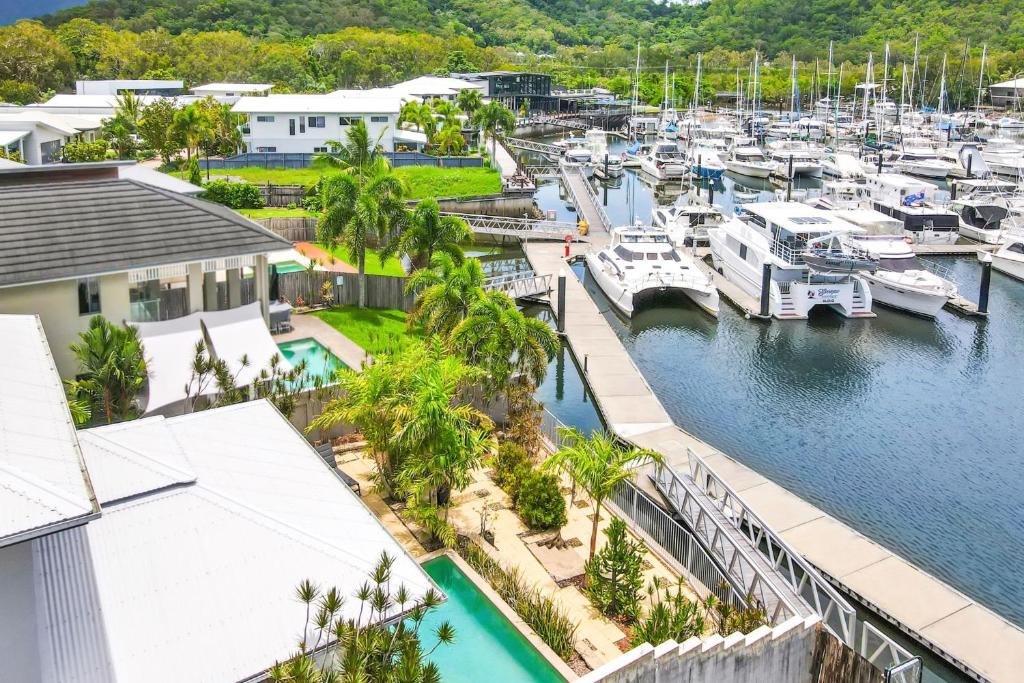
[452,71,558,111]
[191,82,274,104]
[233,91,423,154]
[989,78,1024,108]
[0,111,103,164]
[75,78,185,96]
[0,313,433,683]
[0,163,289,379]
[382,75,486,101]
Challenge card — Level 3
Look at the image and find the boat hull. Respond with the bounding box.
[584,253,719,317]
[862,274,948,318]
[725,161,773,179]
[958,225,1004,244]
[991,253,1024,281]
[691,165,725,180]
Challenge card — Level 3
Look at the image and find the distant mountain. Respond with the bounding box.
[0,0,86,25]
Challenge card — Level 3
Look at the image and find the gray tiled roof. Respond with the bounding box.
[0,179,291,288]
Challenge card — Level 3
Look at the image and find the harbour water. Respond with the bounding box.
[521,137,1024,636]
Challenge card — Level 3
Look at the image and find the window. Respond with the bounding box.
[739,244,748,261]
[1008,242,1024,255]
[313,146,328,153]
[339,116,360,126]
[256,146,277,152]
[289,119,295,135]
[255,115,275,122]
[369,115,388,123]
[299,117,306,133]
[77,278,101,315]
[308,116,325,128]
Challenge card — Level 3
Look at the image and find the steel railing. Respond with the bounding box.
[561,165,611,232]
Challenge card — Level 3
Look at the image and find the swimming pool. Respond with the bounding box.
[272,260,307,274]
[420,555,566,683]
[276,337,346,388]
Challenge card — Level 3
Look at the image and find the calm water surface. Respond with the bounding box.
[523,137,1024,631]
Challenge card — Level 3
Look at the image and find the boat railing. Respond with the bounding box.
[770,239,806,265]
[917,257,960,287]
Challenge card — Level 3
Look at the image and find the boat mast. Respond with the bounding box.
[630,42,641,138]
[909,33,920,113]
[692,52,703,113]
[826,41,834,120]
[836,62,843,130]
[920,56,929,112]
[976,44,988,116]
[789,54,797,139]
[938,53,948,120]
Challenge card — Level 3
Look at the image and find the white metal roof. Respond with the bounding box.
[21,401,432,683]
[0,112,80,136]
[0,315,97,545]
[34,94,165,110]
[991,78,1024,90]
[233,93,403,115]
[388,76,485,97]
[192,82,273,94]
[0,129,29,146]
[394,129,429,144]
[117,163,203,195]
[745,202,864,234]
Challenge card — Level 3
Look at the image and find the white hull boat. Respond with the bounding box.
[843,234,956,318]
[585,226,719,317]
[989,234,1024,281]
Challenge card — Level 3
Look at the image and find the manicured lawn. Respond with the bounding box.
[210,166,322,185]
[313,306,421,355]
[314,242,407,277]
[208,164,501,199]
[239,207,313,218]
[393,166,502,199]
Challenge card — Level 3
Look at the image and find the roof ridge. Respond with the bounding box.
[79,430,197,488]
[0,461,95,516]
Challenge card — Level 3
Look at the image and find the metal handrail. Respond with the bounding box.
[561,165,611,232]
[687,450,857,645]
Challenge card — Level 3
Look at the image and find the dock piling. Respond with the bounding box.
[966,154,973,179]
[557,269,567,333]
[759,264,773,317]
[708,182,715,205]
[787,156,794,201]
[978,255,992,315]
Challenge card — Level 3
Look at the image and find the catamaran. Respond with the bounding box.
[585,225,719,316]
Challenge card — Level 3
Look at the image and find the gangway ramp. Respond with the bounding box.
[441,212,578,241]
[482,271,551,300]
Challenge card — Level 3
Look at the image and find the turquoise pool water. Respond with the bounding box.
[276,337,346,388]
[420,556,566,683]
[273,260,307,274]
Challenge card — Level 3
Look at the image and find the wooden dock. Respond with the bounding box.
[524,231,1022,681]
[911,243,998,256]
[689,252,770,320]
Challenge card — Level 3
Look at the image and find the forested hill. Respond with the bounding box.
[31,0,1024,58]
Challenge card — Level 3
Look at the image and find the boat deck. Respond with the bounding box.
[523,234,1024,683]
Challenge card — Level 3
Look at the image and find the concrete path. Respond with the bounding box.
[524,238,1024,683]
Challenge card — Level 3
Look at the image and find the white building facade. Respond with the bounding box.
[233,92,419,154]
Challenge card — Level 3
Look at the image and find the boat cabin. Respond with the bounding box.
[741,202,863,268]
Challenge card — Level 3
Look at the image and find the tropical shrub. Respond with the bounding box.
[202,179,265,209]
[516,469,567,530]
[585,517,646,622]
[269,552,453,683]
[459,539,578,660]
[631,579,713,647]
[62,139,108,162]
[714,595,769,636]
[492,441,529,490]
[64,316,147,425]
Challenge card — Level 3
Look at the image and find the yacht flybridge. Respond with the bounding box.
[585,226,719,317]
[707,202,876,319]
[651,201,725,248]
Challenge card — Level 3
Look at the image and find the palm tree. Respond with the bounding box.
[543,428,662,560]
[456,88,483,120]
[314,119,389,186]
[430,99,461,125]
[392,343,494,515]
[433,122,467,157]
[472,101,516,164]
[319,168,408,308]
[398,198,469,269]
[450,290,558,398]
[115,91,143,128]
[405,253,486,338]
[173,104,210,163]
[64,316,148,425]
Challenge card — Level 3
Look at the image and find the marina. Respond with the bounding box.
[507,122,1024,682]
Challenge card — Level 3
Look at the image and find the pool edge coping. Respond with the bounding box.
[420,548,579,682]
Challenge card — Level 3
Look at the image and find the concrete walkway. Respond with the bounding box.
[524,238,1024,683]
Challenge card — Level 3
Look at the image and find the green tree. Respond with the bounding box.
[62,139,108,162]
[397,198,469,269]
[269,552,453,683]
[0,21,73,91]
[543,428,662,560]
[433,122,467,156]
[517,469,567,530]
[442,49,477,75]
[138,98,180,164]
[404,253,485,338]
[64,316,147,425]
[314,118,388,186]
[630,579,712,648]
[318,167,407,309]
[399,100,438,145]
[0,80,41,105]
[585,517,646,621]
[173,103,212,162]
[471,101,516,165]
[455,88,483,119]
[449,290,558,399]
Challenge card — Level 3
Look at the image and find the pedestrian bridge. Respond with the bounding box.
[504,137,563,158]
[441,212,578,241]
[482,271,551,300]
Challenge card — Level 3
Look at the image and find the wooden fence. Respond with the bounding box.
[276,270,415,311]
[258,217,318,241]
[256,184,307,208]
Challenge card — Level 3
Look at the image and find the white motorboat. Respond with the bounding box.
[892,148,958,179]
[640,140,688,181]
[594,154,624,179]
[994,117,1024,130]
[988,232,1024,280]
[821,153,866,180]
[651,202,725,247]
[950,197,1012,244]
[584,225,719,317]
[725,147,774,178]
[864,173,960,244]
[812,180,870,211]
[621,142,651,168]
[707,202,875,319]
[767,140,824,178]
[560,143,594,179]
[841,232,956,317]
[687,143,727,179]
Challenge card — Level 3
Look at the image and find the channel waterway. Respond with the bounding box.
[519,136,1024,642]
